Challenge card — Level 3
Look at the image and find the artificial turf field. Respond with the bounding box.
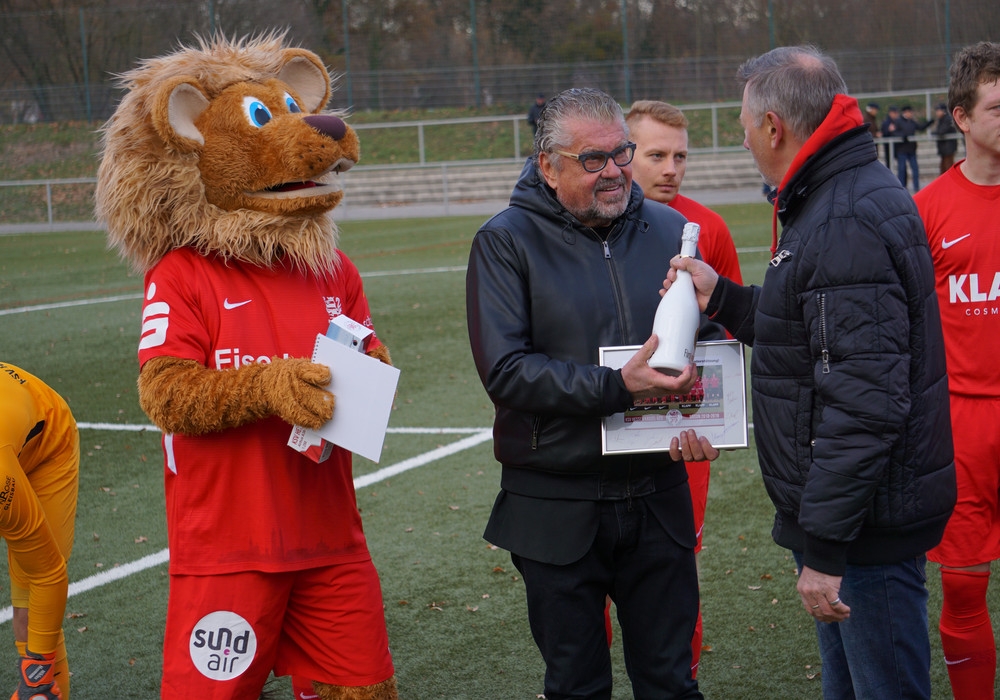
[0,206,987,697]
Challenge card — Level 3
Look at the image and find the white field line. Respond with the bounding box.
[2,249,779,316]
[0,268,484,622]
[0,293,142,316]
[3,260,759,621]
[0,266,468,317]
[0,424,492,625]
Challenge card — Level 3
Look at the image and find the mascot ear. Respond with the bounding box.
[277,50,331,114]
[152,76,211,152]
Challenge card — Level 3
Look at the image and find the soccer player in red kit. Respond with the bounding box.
[624,100,744,677]
[914,41,1000,700]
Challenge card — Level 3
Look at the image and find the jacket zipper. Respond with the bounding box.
[530,232,621,451]
[599,232,629,343]
[770,249,792,267]
[817,292,830,374]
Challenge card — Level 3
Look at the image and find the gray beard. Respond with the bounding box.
[574,177,628,226]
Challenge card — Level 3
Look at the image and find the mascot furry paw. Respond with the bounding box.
[96,33,398,700]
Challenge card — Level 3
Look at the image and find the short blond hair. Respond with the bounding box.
[625,100,689,130]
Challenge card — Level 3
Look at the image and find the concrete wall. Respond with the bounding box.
[339,147,948,209]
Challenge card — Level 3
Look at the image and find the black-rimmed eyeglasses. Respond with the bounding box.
[552,142,636,173]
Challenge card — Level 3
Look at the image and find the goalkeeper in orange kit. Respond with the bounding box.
[0,362,79,700]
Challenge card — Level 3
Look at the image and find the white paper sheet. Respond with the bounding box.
[308,333,400,462]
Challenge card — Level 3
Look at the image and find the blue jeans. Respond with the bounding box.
[794,553,931,700]
[896,152,920,191]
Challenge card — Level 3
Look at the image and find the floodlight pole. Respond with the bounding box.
[621,0,631,105]
[343,0,353,108]
[768,0,775,49]
[945,0,951,77]
[471,0,481,108]
[79,9,91,122]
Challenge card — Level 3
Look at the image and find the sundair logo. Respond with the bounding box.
[189,610,257,681]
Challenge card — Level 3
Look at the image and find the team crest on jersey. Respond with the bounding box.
[324,296,343,320]
[189,610,257,681]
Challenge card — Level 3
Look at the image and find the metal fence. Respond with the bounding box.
[0,121,961,231]
[0,46,959,125]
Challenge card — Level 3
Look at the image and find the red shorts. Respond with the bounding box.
[928,395,1000,568]
[160,561,394,699]
[687,459,710,554]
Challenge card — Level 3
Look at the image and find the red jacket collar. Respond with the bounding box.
[770,95,864,255]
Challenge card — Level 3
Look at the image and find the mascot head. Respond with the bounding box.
[96,32,358,275]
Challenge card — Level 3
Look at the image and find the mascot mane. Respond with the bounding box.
[96,32,359,276]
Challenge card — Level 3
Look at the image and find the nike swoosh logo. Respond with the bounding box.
[944,657,971,665]
[941,234,972,249]
[223,298,252,309]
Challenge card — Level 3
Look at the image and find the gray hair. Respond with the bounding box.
[737,46,848,143]
[533,87,627,163]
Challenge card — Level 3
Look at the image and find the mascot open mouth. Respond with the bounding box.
[255,156,355,199]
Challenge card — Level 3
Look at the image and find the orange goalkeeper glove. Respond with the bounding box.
[10,651,62,700]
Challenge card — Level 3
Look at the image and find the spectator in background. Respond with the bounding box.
[1,362,79,700]
[895,105,931,191]
[624,98,744,678]
[914,40,1000,700]
[930,102,959,173]
[881,105,900,167]
[467,87,721,699]
[864,101,881,137]
[668,45,955,699]
[527,93,545,135]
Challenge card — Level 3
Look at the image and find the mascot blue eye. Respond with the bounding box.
[284,93,302,113]
[242,96,272,127]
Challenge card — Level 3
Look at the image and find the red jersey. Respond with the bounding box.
[138,248,381,575]
[914,163,1000,397]
[669,194,744,285]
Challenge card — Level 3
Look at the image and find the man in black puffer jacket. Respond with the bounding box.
[467,87,724,699]
[669,47,955,700]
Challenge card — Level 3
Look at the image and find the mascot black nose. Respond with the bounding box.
[303,114,347,141]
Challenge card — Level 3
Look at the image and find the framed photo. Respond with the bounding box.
[599,339,748,455]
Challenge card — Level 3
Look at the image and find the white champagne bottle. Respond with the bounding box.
[648,222,701,375]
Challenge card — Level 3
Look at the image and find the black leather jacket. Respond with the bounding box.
[709,126,955,575]
[466,159,722,499]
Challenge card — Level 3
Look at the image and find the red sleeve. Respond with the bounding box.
[671,195,744,285]
[138,250,215,368]
[701,214,744,285]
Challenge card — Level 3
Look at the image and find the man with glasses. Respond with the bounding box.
[466,87,718,699]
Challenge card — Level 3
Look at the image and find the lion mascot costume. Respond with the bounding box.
[95,33,398,700]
